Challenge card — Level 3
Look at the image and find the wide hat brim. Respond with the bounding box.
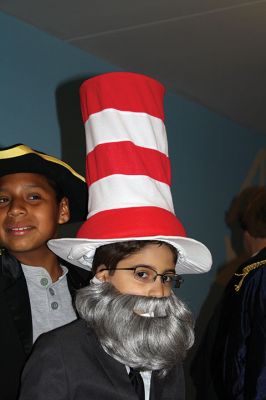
[48,235,212,275]
[0,145,87,223]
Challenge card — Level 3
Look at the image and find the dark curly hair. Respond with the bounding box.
[226,186,266,238]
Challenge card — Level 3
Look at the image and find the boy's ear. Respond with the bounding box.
[58,197,70,225]
[95,266,109,282]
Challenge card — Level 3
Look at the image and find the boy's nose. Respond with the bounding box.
[147,276,166,298]
[7,199,27,217]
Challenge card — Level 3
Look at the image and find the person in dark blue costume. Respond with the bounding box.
[211,186,266,399]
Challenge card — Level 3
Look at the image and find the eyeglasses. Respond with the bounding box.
[100,265,184,288]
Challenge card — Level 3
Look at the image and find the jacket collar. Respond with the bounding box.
[0,249,33,355]
[0,248,22,280]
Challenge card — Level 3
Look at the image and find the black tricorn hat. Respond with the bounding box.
[0,144,87,223]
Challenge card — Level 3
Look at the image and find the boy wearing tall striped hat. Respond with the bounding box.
[0,144,91,400]
[20,73,212,400]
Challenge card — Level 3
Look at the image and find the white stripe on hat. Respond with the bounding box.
[85,109,168,155]
[88,174,175,218]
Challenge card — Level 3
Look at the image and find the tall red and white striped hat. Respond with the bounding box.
[48,72,212,274]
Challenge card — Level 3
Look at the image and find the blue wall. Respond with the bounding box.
[1,11,265,316]
[165,94,265,314]
[0,12,118,155]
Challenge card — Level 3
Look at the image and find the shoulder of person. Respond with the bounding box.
[233,248,266,294]
[37,319,91,346]
[32,319,98,363]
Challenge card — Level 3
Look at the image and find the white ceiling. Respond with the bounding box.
[1,0,266,134]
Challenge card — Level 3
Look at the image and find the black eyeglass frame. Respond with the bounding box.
[99,266,184,288]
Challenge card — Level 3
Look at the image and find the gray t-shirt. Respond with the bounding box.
[22,264,77,343]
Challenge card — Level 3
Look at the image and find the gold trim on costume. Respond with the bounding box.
[0,144,85,182]
[234,259,266,292]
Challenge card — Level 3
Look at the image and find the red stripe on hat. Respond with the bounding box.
[77,207,186,239]
[86,141,171,185]
[80,72,165,123]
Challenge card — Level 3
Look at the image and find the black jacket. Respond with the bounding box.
[20,319,185,400]
[0,249,91,400]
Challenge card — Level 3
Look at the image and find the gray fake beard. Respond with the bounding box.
[76,283,194,376]
[76,282,194,375]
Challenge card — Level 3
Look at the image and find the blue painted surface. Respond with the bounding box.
[165,93,265,313]
[0,12,118,155]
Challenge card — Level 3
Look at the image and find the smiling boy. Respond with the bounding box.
[0,144,91,400]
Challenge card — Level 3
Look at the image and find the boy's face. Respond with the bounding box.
[96,243,176,298]
[0,173,69,259]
